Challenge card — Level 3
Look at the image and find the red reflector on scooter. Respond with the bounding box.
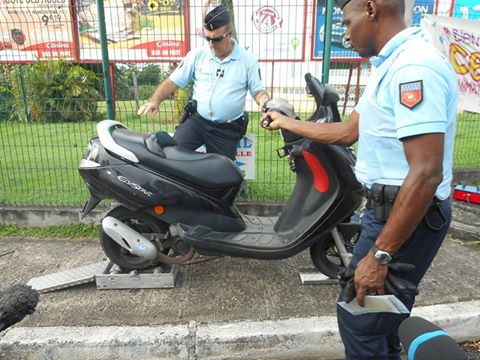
[302,151,330,193]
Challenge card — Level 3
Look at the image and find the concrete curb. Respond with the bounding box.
[1,300,480,360]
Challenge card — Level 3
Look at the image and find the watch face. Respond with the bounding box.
[375,251,391,264]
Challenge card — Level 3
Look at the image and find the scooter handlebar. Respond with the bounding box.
[261,116,273,129]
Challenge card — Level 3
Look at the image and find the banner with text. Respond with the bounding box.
[77,0,187,62]
[422,15,480,113]
[0,0,77,62]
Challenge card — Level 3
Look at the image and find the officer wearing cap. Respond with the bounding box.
[138,5,270,160]
[261,0,458,358]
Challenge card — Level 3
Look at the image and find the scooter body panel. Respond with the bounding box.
[177,140,363,259]
[79,139,246,232]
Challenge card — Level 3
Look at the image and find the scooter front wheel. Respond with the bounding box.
[100,206,168,271]
[310,225,360,279]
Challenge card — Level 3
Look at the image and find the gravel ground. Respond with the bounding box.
[462,341,480,359]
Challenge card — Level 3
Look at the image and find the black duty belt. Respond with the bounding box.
[191,111,247,137]
[364,183,448,223]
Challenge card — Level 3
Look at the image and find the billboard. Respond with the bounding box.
[422,15,480,113]
[0,0,77,62]
[188,0,306,61]
[77,0,188,62]
[312,0,435,60]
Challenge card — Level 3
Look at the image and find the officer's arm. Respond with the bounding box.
[373,132,444,254]
[354,133,444,306]
[137,79,179,116]
[150,79,180,108]
[253,90,270,111]
[261,109,359,146]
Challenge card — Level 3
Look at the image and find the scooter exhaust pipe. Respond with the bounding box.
[101,216,158,261]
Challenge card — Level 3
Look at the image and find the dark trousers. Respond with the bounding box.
[337,200,451,360]
[173,114,244,161]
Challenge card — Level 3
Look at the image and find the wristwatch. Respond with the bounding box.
[371,244,392,265]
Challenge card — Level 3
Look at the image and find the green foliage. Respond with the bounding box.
[137,64,162,86]
[0,65,28,122]
[26,60,104,123]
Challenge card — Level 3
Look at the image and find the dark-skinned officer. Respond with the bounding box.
[260,0,458,358]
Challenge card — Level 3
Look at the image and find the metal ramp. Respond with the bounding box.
[298,267,339,285]
[27,261,178,293]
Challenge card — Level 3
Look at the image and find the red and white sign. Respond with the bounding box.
[0,0,77,62]
[77,0,188,62]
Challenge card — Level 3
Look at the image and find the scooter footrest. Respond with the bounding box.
[177,215,285,249]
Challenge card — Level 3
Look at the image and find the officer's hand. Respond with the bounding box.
[340,261,419,306]
[137,102,158,116]
[260,111,288,130]
[354,252,388,307]
[260,98,271,113]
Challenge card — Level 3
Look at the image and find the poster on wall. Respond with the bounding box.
[188,0,306,61]
[312,0,435,60]
[451,0,480,19]
[422,15,480,113]
[0,0,77,62]
[77,0,188,62]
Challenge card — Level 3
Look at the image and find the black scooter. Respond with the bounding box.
[78,73,363,278]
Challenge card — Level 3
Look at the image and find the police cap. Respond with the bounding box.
[204,5,230,30]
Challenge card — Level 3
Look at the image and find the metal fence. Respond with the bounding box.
[0,0,479,207]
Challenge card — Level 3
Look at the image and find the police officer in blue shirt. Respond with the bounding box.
[261,0,458,358]
[138,5,270,160]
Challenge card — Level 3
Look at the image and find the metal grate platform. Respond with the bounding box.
[27,261,110,293]
[27,261,178,292]
[96,265,177,289]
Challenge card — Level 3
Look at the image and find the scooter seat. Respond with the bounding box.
[111,129,243,189]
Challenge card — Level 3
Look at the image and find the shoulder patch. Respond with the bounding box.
[399,80,423,109]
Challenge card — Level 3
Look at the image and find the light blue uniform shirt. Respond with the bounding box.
[355,27,458,200]
[169,39,264,122]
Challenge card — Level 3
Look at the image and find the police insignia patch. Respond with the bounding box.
[399,80,423,109]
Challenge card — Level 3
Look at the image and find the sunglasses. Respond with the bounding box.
[203,31,230,43]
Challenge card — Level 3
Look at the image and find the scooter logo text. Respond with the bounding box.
[117,176,153,197]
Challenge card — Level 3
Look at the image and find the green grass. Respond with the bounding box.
[0,223,100,238]
[0,106,479,206]
[0,104,294,205]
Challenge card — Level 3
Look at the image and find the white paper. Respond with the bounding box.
[338,295,410,316]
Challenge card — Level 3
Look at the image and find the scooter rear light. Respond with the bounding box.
[153,205,165,215]
[79,159,100,168]
[302,151,330,192]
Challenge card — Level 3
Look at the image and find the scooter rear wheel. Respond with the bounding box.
[100,206,168,271]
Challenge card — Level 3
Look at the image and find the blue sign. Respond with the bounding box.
[312,0,435,60]
[411,0,436,26]
[313,1,358,60]
[452,0,480,19]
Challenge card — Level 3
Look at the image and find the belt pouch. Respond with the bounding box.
[371,183,386,222]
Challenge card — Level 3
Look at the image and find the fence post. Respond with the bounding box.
[321,0,335,85]
[17,66,30,123]
[96,0,115,120]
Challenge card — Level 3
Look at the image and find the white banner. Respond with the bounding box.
[422,15,480,113]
